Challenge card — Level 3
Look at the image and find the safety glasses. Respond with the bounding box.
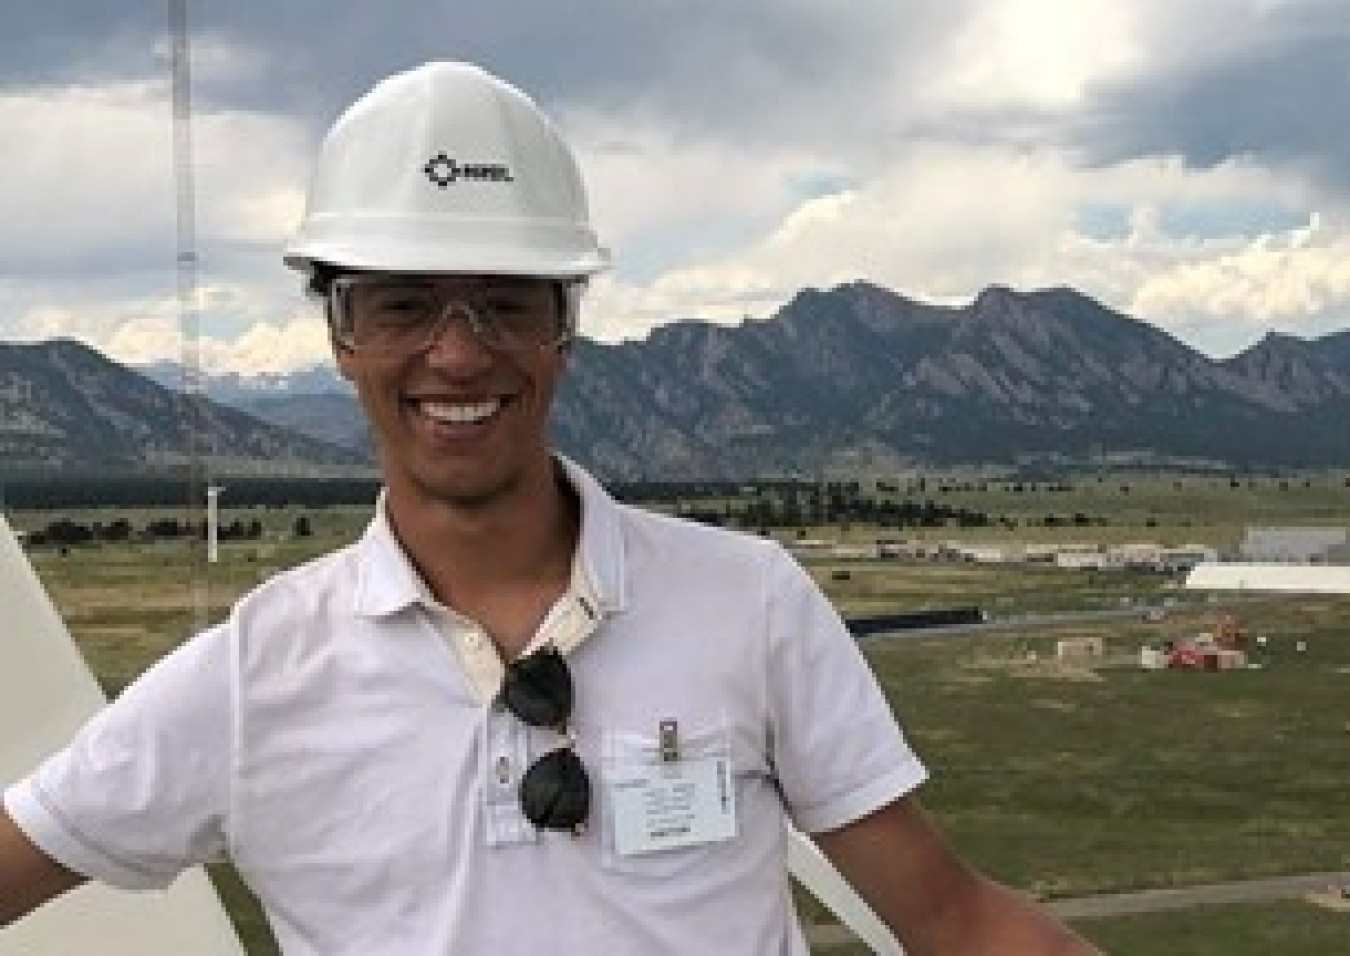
[498,646,590,833]
[329,273,572,356]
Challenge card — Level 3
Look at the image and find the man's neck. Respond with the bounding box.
[384,459,581,632]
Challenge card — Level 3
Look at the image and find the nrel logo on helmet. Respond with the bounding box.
[424,151,514,188]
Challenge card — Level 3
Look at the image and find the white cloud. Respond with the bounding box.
[105,312,183,366]
[192,108,309,248]
[570,115,846,270]
[5,305,75,343]
[5,1,1350,374]
[584,140,1350,359]
[102,282,331,376]
[199,313,332,377]
[1132,213,1350,341]
[925,0,1147,114]
[586,140,1082,342]
[0,73,315,372]
[0,74,305,267]
[0,82,174,268]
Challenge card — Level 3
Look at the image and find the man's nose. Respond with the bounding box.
[423,302,491,362]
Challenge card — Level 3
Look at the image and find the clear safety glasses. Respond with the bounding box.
[498,645,590,834]
[329,274,572,356]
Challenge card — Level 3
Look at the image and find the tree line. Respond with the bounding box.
[4,471,1345,512]
[663,483,993,532]
[0,475,380,511]
[23,515,316,549]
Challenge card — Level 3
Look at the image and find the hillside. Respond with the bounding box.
[5,283,1349,480]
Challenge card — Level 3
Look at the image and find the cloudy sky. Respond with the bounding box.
[3,0,1348,376]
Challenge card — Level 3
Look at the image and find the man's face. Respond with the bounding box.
[333,274,569,509]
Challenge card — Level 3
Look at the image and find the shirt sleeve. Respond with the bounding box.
[3,621,234,890]
[762,546,927,834]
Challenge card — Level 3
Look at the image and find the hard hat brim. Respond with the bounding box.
[284,214,610,280]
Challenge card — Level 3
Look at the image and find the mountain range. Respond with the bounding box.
[3,282,1349,481]
[0,339,366,478]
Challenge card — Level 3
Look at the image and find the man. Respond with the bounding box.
[1,62,1099,953]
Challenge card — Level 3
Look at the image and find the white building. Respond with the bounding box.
[951,543,1024,564]
[830,544,877,560]
[1240,526,1349,563]
[1106,543,1166,568]
[1157,544,1219,571]
[1055,546,1107,570]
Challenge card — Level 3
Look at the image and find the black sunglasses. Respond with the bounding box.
[498,646,590,833]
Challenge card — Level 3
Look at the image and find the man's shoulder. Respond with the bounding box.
[231,542,360,634]
[569,458,783,562]
[613,501,794,583]
[618,500,776,551]
[253,539,357,590]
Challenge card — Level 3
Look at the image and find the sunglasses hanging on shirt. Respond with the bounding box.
[498,645,590,834]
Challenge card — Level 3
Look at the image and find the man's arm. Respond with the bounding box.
[0,805,85,927]
[812,795,1101,955]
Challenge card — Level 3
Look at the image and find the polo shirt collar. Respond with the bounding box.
[352,455,628,622]
[556,453,627,618]
[352,494,435,618]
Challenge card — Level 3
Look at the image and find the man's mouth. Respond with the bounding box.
[413,398,504,425]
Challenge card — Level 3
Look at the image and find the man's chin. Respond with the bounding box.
[415,467,520,511]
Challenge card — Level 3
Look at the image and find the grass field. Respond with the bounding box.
[824,898,1350,956]
[12,477,1350,953]
[858,595,1350,897]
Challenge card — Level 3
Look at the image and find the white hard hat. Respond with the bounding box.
[284,61,609,280]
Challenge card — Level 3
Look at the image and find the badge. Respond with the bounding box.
[609,755,737,856]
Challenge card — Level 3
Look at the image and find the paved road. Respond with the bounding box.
[856,592,1280,643]
[806,869,1350,950]
[1048,869,1350,920]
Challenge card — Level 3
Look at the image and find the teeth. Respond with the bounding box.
[419,399,500,424]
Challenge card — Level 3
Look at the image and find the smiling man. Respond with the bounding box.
[2,62,1099,954]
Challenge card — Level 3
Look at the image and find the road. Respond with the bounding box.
[806,869,1350,949]
[1048,869,1350,920]
[855,592,1281,643]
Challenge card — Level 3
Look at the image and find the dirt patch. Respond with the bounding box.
[969,656,1105,682]
[941,670,995,687]
[962,653,1105,682]
[1014,659,1103,682]
[1305,888,1350,912]
[81,626,145,638]
[64,586,193,613]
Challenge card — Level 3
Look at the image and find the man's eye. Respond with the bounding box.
[381,299,429,313]
[370,291,434,316]
[480,295,530,315]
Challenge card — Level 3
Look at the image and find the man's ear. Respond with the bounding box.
[332,333,357,381]
[322,290,357,381]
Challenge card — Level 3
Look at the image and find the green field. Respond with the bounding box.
[12,473,1350,953]
[823,899,1350,956]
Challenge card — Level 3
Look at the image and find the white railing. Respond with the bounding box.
[788,825,904,953]
[0,513,246,955]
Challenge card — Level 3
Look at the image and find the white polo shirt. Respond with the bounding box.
[6,459,926,955]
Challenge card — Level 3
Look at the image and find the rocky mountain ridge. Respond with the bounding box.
[0,339,366,477]
[553,283,1350,477]
[3,283,1348,480]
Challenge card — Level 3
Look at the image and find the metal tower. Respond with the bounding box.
[169,0,209,632]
